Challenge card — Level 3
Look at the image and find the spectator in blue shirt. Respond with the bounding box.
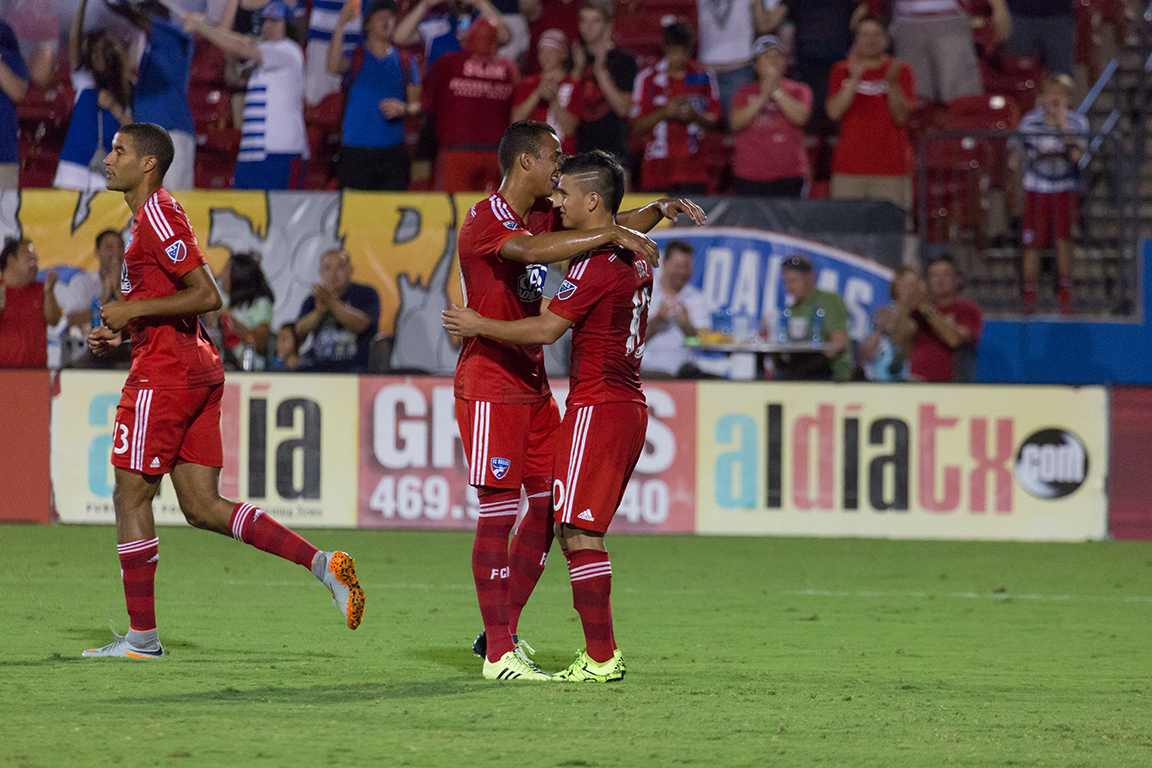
[0,19,29,189]
[108,1,196,190]
[327,0,421,190]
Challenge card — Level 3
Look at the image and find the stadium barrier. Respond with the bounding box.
[47,371,1117,542]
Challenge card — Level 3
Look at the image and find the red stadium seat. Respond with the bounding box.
[981,55,1045,114]
[189,86,231,131]
[190,39,227,86]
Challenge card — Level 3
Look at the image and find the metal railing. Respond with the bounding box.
[916,129,1130,315]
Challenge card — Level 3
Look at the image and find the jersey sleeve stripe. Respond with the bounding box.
[144,197,176,241]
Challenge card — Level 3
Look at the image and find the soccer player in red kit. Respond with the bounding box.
[446,150,653,683]
[82,123,364,658]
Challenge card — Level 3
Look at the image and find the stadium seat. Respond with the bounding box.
[190,38,227,86]
[189,86,231,131]
[981,55,1045,114]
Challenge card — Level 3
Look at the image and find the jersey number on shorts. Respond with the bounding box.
[625,287,651,357]
[112,422,130,455]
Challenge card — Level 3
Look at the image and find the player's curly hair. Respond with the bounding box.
[119,122,175,180]
[558,150,626,215]
[498,121,557,174]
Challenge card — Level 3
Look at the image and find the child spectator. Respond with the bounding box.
[1018,74,1088,314]
[328,0,421,191]
[631,22,720,195]
[270,322,303,371]
[218,251,275,371]
[511,29,582,155]
[55,0,133,192]
[729,34,812,197]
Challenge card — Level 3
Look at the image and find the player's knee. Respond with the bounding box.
[179,501,215,530]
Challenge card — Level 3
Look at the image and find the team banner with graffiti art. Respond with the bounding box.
[695,383,1109,541]
[356,377,698,533]
[51,370,359,528]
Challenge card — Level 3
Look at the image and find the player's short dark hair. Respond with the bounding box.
[559,150,626,215]
[665,239,694,259]
[662,22,692,50]
[95,229,123,250]
[119,122,175,180]
[0,237,29,272]
[498,120,557,173]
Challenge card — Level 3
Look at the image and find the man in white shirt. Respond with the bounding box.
[641,240,709,378]
[185,1,309,189]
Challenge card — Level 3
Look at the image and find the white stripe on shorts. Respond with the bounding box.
[560,406,593,525]
[470,402,491,485]
[131,389,153,471]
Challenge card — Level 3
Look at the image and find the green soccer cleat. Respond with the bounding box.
[82,624,164,659]
[482,650,552,681]
[552,649,626,682]
[313,551,365,630]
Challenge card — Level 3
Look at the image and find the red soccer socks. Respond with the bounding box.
[229,502,319,568]
[118,537,159,632]
[565,548,614,664]
[507,476,554,635]
[474,488,519,662]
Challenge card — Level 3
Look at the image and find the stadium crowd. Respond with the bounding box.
[8,0,1114,196]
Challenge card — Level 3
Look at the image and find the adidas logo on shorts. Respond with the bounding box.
[150,458,160,469]
[578,510,594,522]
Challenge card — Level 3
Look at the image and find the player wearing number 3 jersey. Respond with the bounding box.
[451,121,704,681]
[446,150,654,683]
[82,123,364,660]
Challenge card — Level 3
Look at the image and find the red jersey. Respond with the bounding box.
[910,298,983,382]
[631,59,721,190]
[547,246,652,409]
[121,188,224,390]
[512,74,584,154]
[731,79,813,182]
[829,58,916,177]
[455,193,561,403]
[422,51,519,150]
[0,282,47,368]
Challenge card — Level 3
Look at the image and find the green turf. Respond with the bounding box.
[2,526,1151,768]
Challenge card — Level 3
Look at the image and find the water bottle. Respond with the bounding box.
[711,307,733,337]
[810,307,825,347]
[91,297,101,327]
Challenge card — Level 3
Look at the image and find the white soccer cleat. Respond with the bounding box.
[82,624,164,659]
[482,650,552,681]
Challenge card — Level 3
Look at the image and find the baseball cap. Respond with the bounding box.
[260,0,294,21]
[781,255,813,273]
[752,34,786,57]
[538,28,569,54]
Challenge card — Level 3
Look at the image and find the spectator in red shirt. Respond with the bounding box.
[0,238,62,368]
[909,255,982,383]
[422,17,520,194]
[630,22,721,195]
[729,34,813,198]
[825,17,916,212]
[511,28,582,154]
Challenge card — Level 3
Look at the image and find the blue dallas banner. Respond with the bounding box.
[649,227,895,340]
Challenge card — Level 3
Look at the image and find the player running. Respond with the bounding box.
[445,150,653,682]
[454,121,702,681]
[83,123,364,659]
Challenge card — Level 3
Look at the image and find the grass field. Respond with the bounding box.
[2,525,1151,768]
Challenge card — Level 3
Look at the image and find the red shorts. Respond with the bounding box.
[552,402,648,534]
[111,384,224,475]
[1022,190,1077,249]
[456,397,561,489]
